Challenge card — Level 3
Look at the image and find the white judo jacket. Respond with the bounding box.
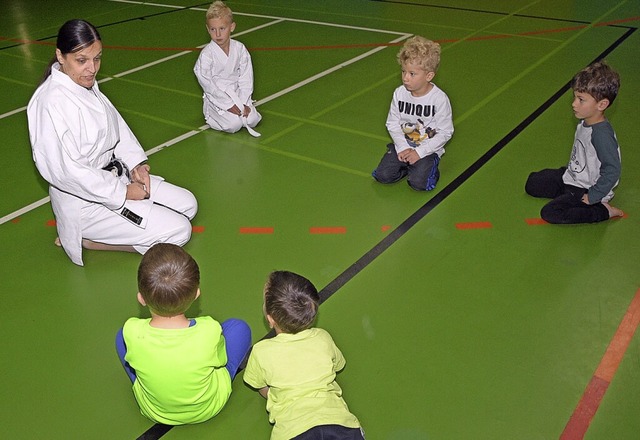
[27,63,149,265]
[194,39,255,114]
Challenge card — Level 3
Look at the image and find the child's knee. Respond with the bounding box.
[222,318,252,346]
[246,110,262,128]
[223,121,243,133]
[525,172,545,196]
[206,116,243,133]
[408,175,438,191]
[408,163,439,191]
[372,167,405,184]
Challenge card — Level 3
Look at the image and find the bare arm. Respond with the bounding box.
[258,386,269,399]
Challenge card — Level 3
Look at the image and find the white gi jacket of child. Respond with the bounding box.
[194,39,260,130]
[27,63,153,265]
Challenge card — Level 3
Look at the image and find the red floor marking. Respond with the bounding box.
[455,221,492,230]
[560,289,640,439]
[192,225,205,233]
[310,227,346,234]
[381,225,391,232]
[560,376,609,440]
[11,218,20,224]
[594,289,640,382]
[5,17,638,53]
[597,16,640,26]
[239,227,274,234]
[526,218,548,225]
[46,219,56,227]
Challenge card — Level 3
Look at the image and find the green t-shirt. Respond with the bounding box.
[243,328,361,439]
[123,316,232,425]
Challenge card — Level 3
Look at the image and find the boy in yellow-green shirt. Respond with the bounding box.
[115,243,252,425]
[244,271,364,439]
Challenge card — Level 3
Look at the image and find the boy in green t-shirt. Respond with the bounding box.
[244,271,364,439]
[115,243,251,425]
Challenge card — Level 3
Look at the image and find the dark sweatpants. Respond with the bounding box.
[525,167,609,224]
[292,424,365,440]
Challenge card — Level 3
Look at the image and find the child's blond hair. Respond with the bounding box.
[397,36,441,73]
[206,1,233,22]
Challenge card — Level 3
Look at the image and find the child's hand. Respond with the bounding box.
[242,105,251,118]
[581,193,590,204]
[398,149,420,165]
[227,105,242,116]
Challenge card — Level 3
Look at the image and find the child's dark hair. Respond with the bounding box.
[137,243,200,317]
[264,271,319,334]
[572,61,620,105]
[41,19,101,85]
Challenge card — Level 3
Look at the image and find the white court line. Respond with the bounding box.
[256,33,409,106]
[110,0,408,36]
[0,197,51,225]
[1,4,410,224]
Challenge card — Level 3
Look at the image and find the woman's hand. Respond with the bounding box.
[131,164,151,195]
[126,182,149,200]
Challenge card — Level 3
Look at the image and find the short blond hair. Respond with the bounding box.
[397,36,441,73]
[206,1,233,21]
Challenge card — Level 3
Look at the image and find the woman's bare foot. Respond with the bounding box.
[603,202,624,219]
[81,239,136,253]
[54,237,136,252]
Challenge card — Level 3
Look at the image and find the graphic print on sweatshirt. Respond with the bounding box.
[397,101,438,148]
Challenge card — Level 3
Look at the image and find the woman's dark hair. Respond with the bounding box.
[40,19,102,84]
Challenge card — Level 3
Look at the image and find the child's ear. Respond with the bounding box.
[230,21,236,33]
[426,71,436,81]
[194,288,201,300]
[266,314,276,329]
[597,98,610,111]
[137,292,146,306]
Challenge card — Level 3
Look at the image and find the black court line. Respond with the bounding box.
[136,23,636,440]
[0,2,210,51]
[369,0,594,25]
[318,25,635,304]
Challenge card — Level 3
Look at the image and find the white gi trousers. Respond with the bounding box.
[80,176,197,254]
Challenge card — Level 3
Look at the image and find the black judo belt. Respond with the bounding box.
[102,157,143,225]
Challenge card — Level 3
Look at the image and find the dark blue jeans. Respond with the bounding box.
[372,143,440,191]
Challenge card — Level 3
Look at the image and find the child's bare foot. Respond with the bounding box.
[54,237,62,247]
[603,202,624,219]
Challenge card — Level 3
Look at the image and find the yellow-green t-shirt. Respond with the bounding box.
[243,328,361,439]
[123,316,232,425]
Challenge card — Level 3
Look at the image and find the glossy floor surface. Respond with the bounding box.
[1,1,639,439]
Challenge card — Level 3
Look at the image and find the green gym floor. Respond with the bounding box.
[1,1,639,439]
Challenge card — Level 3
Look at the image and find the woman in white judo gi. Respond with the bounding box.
[194,1,261,136]
[27,19,198,266]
